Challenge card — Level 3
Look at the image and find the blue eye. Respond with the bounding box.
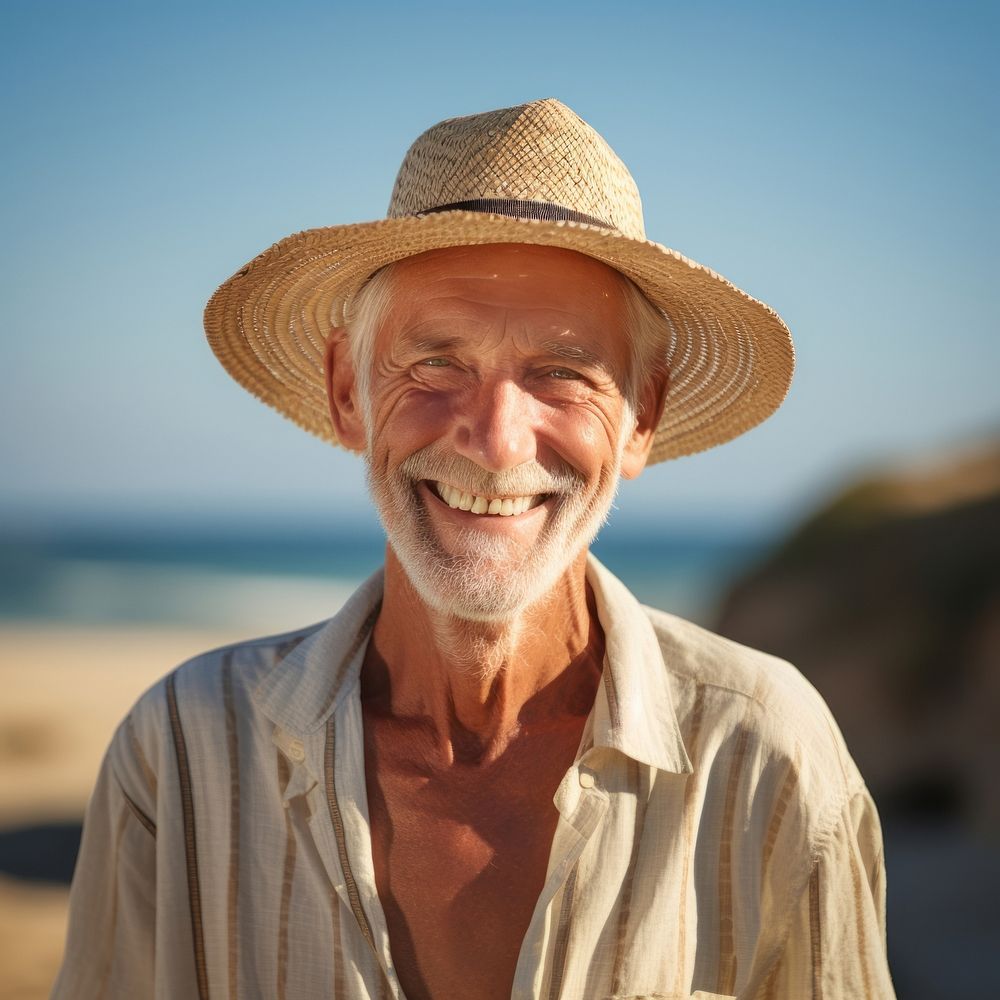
[422,357,451,367]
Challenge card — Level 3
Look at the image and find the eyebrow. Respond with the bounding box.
[539,340,612,371]
[411,336,464,354]
[407,336,615,374]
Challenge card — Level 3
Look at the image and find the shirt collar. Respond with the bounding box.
[253,567,383,736]
[253,555,693,775]
[585,554,693,775]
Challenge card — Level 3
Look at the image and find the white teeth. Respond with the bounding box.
[435,482,542,517]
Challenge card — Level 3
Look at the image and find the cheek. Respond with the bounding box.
[368,391,465,483]
[542,405,622,472]
[370,381,452,441]
[392,391,458,446]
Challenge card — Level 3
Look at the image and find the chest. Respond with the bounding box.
[363,719,581,1000]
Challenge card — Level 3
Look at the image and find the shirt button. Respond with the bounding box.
[288,743,305,763]
[578,771,595,789]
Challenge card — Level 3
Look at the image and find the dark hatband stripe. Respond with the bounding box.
[417,197,615,230]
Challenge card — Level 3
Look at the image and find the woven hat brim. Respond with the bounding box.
[204,212,794,464]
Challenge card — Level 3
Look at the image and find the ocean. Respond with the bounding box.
[0,523,769,634]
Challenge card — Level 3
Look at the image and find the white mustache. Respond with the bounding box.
[399,443,583,497]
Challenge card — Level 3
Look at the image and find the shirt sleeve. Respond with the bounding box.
[50,717,157,999]
[755,788,896,999]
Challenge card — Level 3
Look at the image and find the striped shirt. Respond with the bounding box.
[53,556,895,999]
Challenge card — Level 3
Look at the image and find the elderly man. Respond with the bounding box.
[54,100,895,999]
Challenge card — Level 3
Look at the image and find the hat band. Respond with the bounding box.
[416,198,616,230]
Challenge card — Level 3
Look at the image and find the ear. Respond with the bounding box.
[620,370,669,479]
[324,328,367,453]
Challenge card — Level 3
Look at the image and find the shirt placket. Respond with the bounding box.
[510,755,610,1000]
[301,687,405,999]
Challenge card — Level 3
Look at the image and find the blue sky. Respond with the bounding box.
[2,0,997,534]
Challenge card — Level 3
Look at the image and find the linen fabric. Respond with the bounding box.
[52,557,895,999]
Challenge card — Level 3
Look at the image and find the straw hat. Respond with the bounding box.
[205,98,794,463]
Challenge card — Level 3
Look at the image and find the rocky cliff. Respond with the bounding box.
[714,439,1000,836]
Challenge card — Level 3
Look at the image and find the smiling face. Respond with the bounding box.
[327,244,665,622]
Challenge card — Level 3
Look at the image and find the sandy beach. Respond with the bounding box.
[0,623,242,1000]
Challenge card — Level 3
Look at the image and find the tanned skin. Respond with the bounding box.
[325,245,666,1000]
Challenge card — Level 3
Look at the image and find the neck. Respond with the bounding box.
[361,546,603,764]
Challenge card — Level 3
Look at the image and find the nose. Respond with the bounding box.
[451,378,536,472]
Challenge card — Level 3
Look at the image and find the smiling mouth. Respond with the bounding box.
[430,481,550,517]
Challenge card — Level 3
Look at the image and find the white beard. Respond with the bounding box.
[365,441,624,623]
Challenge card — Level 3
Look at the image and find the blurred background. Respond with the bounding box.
[1,1,997,996]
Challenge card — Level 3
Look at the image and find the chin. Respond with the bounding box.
[390,510,611,624]
[368,450,621,622]
[391,536,554,623]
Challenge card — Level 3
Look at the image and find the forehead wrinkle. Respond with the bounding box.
[389,295,503,339]
[388,287,627,366]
